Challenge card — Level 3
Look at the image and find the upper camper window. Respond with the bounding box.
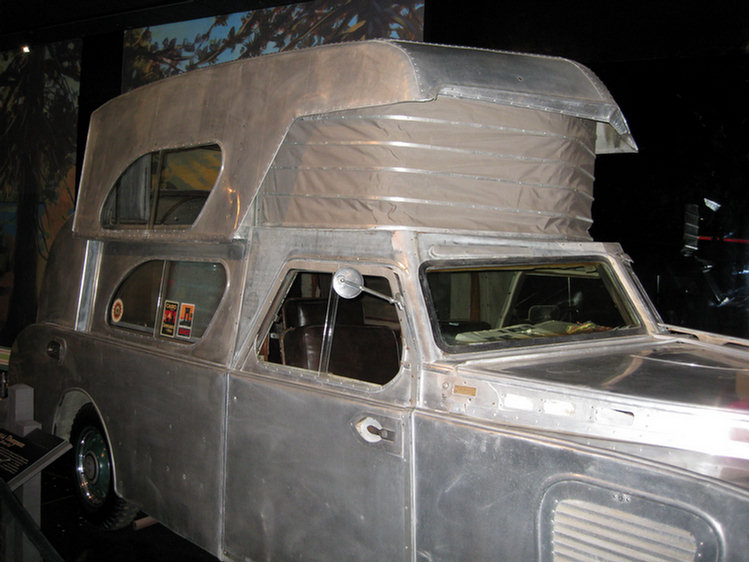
[423,260,642,351]
[258,270,403,385]
[101,144,221,229]
[109,260,226,342]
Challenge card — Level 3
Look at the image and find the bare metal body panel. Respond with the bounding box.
[495,342,749,407]
[10,41,749,561]
[12,326,226,554]
[224,374,412,561]
[414,413,747,561]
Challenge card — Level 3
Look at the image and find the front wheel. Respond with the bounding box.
[70,404,138,530]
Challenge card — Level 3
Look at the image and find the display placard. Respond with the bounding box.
[0,428,70,490]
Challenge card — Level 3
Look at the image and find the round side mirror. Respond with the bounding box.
[333,267,364,299]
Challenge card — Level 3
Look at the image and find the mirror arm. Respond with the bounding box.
[337,279,404,311]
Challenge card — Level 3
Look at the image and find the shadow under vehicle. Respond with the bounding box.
[10,40,749,561]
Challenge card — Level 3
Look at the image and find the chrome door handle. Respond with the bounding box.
[355,416,395,443]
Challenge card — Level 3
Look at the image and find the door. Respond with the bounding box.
[223,267,413,561]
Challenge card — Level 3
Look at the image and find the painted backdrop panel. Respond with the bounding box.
[123,0,424,90]
[0,40,80,343]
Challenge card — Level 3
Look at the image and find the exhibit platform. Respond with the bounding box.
[41,455,218,562]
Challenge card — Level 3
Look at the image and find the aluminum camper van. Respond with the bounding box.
[10,40,749,561]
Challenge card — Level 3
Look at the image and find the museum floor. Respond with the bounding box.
[41,456,219,562]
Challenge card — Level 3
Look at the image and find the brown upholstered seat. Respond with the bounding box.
[280,324,401,385]
[282,297,364,328]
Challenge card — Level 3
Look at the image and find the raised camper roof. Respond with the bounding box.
[74,40,636,243]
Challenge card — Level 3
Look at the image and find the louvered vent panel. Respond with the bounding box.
[551,499,697,562]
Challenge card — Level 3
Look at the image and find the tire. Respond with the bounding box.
[70,403,139,530]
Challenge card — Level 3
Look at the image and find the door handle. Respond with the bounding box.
[46,341,60,360]
[355,416,395,443]
[46,340,65,363]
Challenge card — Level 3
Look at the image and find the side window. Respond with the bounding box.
[258,270,402,385]
[109,260,226,341]
[425,261,640,348]
[109,260,163,332]
[101,144,221,229]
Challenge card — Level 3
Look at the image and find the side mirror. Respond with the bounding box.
[332,267,364,299]
[333,267,403,310]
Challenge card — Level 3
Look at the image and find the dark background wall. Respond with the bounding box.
[425,2,749,336]
[1,0,748,338]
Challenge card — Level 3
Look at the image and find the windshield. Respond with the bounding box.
[423,261,641,349]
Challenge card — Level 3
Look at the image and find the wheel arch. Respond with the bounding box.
[66,395,139,529]
[58,388,130,494]
[54,389,96,441]
[56,390,124,493]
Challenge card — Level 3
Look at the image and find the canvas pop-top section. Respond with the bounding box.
[258,97,598,240]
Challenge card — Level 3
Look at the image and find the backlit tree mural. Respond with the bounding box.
[123,0,424,90]
[0,41,80,343]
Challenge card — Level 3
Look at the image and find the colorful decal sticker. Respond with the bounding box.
[111,298,124,323]
[161,300,179,337]
[177,303,195,339]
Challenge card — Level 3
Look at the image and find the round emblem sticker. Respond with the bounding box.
[111,298,124,323]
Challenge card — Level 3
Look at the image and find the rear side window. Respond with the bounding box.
[109,260,226,342]
[101,144,221,229]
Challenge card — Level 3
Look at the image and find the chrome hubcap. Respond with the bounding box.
[74,426,111,508]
